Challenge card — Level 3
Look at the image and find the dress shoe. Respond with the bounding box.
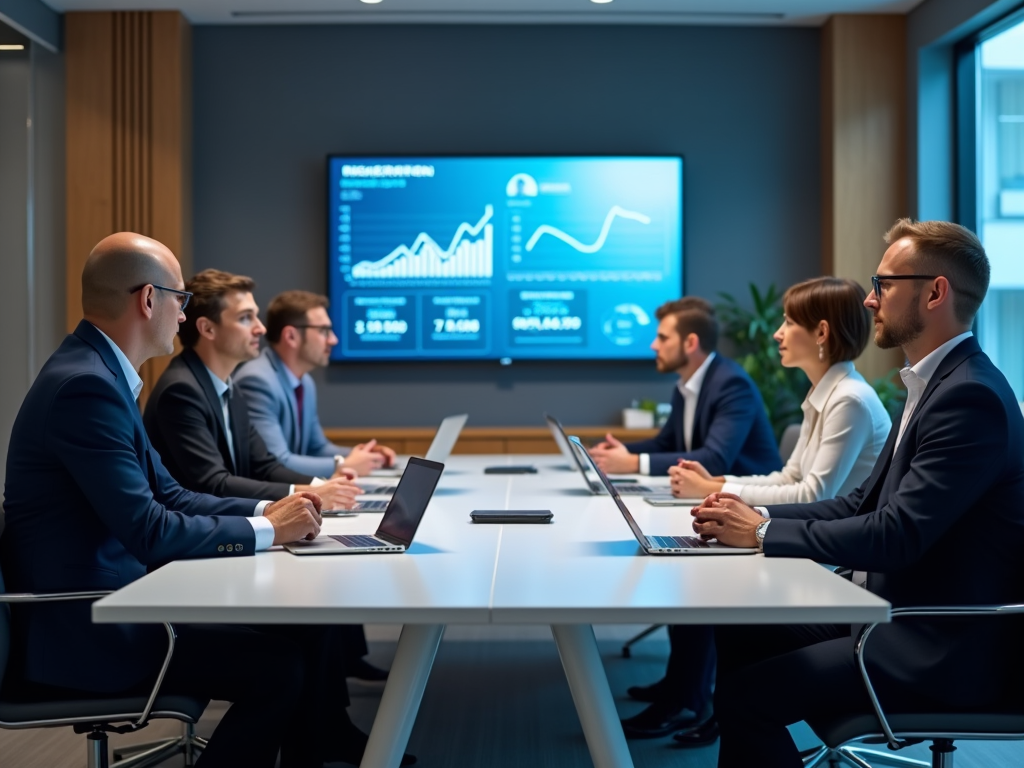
[346,658,389,684]
[621,702,706,739]
[625,678,670,703]
[326,723,417,766]
[671,717,720,748]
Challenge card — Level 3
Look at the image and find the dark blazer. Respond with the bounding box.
[765,337,1024,706]
[625,354,782,476]
[0,321,256,694]
[143,348,312,500]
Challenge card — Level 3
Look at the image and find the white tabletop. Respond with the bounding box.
[93,454,889,627]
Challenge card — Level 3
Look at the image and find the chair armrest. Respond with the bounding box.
[854,603,1024,751]
[0,590,177,730]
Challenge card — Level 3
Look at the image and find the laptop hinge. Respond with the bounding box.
[375,531,406,547]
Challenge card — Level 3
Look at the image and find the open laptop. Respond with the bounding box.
[356,414,468,502]
[544,413,654,495]
[568,436,758,555]
[284,457,444,555]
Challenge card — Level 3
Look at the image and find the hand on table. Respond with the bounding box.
[343,440,387,475]
[690,492,763,548]
[588,434,640,474]
[265,492,323,544]
[296,477,362,510]
[669,460,725,499]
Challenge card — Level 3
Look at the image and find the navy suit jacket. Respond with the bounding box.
[625,355,782,476]
[765,337,1024,706]
[143,348,311,500]
[1,321,257,693]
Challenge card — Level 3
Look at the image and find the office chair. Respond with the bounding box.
[801,604,1024,768]
[0,565,209,768]
[620,422,805,658]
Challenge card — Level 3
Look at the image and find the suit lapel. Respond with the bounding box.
[181,348,236,473]
[689,355,721,450]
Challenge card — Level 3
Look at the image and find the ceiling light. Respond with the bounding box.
[0,44,26,50]
[591,0,614,3]
[360,0,383,4]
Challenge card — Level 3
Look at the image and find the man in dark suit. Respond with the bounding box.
[590,296,783,739]
[692,220,1024,768]
[1,233,344,768]
[143,268,388,684]
[590,296,781,478]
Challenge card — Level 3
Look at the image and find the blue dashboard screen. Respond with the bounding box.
[326,156,682,362]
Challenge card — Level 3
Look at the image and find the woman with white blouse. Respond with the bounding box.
[669,276,891,504]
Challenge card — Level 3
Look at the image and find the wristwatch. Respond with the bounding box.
[754,519,771,552]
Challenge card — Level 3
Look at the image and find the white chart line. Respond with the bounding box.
[353,205,494,272]
[524,205,651,254]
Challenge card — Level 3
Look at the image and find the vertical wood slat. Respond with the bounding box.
[821,15,908,382]
[65,11,191,403]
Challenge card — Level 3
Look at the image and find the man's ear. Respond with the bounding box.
[195,316,217,342]
[685,332,701,354]
[136,285,156,320]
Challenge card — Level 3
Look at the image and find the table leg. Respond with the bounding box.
[360,623,445,768]
[551,623,634,768]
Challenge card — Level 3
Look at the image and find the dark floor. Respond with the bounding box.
[2,636,1022,767]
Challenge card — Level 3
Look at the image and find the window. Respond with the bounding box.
[976,17,1024,402]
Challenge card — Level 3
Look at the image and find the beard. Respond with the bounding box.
[656,349,689,373]
[874,292,925,350]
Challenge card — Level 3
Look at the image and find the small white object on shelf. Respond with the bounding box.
[622,408,655,429]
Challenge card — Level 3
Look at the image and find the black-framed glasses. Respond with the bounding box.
[292,324,335,337]
[870,274,939,299]
[129,283,193,310]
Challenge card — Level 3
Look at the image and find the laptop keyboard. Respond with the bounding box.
[330,534,387,547]
[591,482,653,495]
[650,535,711,549]
[360,485,397,495]
[354,500,389,511]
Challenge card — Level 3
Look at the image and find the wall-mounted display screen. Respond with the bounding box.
[326,156,683,362]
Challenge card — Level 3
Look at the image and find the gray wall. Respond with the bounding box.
[192,23,821,427]
[0,36,65,487]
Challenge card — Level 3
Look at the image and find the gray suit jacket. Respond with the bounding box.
[234,347,349,477]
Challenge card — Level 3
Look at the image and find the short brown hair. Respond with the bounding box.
[883,219,989,324]
[266,290,330,343]
[179,269,256,348]
[655,297,718,353]
[783,277,871,365]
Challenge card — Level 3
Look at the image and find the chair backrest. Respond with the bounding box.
[778,422,801,463]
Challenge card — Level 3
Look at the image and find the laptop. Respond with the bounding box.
[544,413,654,495]
[284,457,444,555]
[568,436,757,555]
[357,414,469,500]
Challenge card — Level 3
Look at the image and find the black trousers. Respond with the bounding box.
[654,624,716,712]
[160,623,353,768]
[713,622,936,768]
[339,623,369,670]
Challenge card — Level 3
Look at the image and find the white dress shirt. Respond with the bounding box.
[93,326,275,550]
[639,352,716,475]
[894,331,974,452]
[721,362,890,505]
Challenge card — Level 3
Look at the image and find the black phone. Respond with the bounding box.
[470,509,553,524]
[483,465,538,474]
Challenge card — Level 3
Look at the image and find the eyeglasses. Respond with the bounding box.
[129,283,193,310]
[870,274,939,299]
[293,324,334,337]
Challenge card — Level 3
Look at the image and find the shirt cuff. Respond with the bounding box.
[722,481,743,496]
[246,515,276,551]
[309,476,325,487]
[639,454,651,475]
[253,500,272,517]
[756,506,770,519]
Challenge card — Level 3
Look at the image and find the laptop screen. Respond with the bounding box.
[568,436,648,546]
[424,414,469,462]
[544,413,578,463]
[375,457,444,546]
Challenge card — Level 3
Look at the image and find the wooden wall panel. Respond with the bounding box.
[65,11,191,402]
[821,15,908,381]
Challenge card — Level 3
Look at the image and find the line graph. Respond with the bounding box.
[351,206,494,279]
[524,206,651,254]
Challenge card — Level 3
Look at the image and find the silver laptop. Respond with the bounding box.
[357,414,468,500]
[285,457,444,555]
[545,413,654,495]
[568,436,757,555]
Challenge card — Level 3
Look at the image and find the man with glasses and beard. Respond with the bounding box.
[691,220,1024,768]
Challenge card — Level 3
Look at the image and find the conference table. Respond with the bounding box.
[93,453,890,768]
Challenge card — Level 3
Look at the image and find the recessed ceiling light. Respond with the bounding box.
[360,0,383,4]
[0,44,27,50]
[591,0,614,3]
